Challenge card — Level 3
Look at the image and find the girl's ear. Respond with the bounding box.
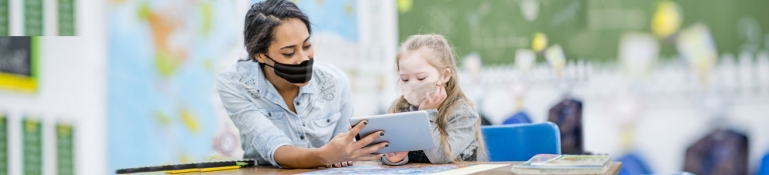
[441,68,451,84]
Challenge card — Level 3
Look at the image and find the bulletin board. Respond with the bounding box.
[0,36,38,93]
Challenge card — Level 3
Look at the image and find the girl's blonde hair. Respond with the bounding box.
[388,34,488,162]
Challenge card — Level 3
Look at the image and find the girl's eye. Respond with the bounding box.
[401,79,409,82]
[417,77,425,81]
[303,44,312,50]
[282,53,294,57]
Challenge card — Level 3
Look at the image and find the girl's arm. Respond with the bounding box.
[423,103,481,163]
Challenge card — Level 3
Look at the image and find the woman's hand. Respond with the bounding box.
[316,120,388,165]
[385,152,408,163]
[418,83,447,110]
[322,161,354,168]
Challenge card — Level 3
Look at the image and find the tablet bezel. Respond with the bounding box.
[349,111,436,154]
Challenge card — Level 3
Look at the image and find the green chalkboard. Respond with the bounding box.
[398,0,769,65]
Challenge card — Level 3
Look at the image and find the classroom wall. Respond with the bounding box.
[391,0,769,173]
[0,0,107,175]
[0,0,766,175]
[0,36,107,175]
[464,61,769,173]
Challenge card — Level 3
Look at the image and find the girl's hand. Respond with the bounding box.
[418,83,447,110]
[385,152,408,163]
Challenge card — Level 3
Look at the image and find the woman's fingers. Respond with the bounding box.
[355,153,386,161]
[346,120,368,141]
[356,142,389,158]
[353,130,384,148]
[326,161,353,168]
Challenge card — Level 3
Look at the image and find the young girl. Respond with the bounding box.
[382,34,488,165]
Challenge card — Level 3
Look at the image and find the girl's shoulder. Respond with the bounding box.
[447,98,479,119]
[451,96,476,111]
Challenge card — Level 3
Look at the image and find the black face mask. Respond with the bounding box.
[261,54,314,84]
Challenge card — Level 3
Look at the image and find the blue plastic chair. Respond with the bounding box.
[482,122,561,161]
[759,151,769,175]
[617,152,653,175]
[502,111,533,125]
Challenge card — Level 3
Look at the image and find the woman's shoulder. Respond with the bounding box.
[310,61,351,90]
[312,61,349,83]
[217,61,260,87]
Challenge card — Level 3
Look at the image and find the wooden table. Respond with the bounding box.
[191,162,622,175]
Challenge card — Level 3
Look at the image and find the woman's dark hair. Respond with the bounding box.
[243,0,311,61]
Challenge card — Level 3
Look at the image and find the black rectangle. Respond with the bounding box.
[0,36,33,76]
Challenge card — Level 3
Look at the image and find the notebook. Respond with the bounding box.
[512,154,611,174]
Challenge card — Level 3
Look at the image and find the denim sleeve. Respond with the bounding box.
[332,70,354,138]
[216,74,293,168]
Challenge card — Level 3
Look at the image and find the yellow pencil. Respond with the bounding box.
[199,166,241,172]
[165,169,198,174]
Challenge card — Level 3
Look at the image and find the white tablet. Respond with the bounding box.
[350,111,436,154]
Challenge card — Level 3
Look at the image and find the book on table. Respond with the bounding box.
[511,154,611,174]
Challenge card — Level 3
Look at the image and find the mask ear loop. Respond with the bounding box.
[430,74,444,97]
[436,71,449,87]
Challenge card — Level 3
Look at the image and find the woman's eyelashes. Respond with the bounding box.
[282,45,312,57]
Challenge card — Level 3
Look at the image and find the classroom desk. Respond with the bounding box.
[191,162,622,175]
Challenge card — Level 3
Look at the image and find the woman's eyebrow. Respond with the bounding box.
[279,36,311,50]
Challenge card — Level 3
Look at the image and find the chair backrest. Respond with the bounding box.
[617,152,653,175]
[758,152,769,175]
[481,122,561,161]
[502,111,532,125]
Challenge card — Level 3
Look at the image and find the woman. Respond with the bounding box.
[217,0,386,169]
